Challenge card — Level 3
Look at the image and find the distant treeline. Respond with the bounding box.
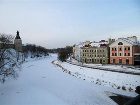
[48,46,73,54]
[23,44,48,58]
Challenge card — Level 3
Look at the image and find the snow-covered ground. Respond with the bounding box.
[0,54,138,105]
[68,58,140,74]
[54,59,140,92]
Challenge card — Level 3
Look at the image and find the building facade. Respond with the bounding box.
[73,40,109,64]
[109,36,140,65]
[73,44,81,62]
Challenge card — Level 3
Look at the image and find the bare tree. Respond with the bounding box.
[0,33,48,83]
[0,33,17,83]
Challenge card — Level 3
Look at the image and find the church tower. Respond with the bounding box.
[14,31,22,52]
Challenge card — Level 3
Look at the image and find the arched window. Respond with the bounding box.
[118,42,123,45]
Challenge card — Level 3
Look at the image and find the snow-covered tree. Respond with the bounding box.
[0,33,18,83]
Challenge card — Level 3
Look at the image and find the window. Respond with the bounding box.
[128,53,130,56]
[124,53,126,56]
[128,47,130,50]
[115,53,117,56]
[115,48,117,51]
[112,53,114,56]
[125,48,126,50]
[112,48,114,51]
[119,53,121,56]
[118,42,123,45]
[119,48,122,51]
[100,59,102,64]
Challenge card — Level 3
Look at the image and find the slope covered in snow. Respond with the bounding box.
[0,54,138,105]
[54,59,140,92]
[68,58,140,74]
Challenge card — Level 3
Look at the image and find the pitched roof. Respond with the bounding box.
[75,40,108,48]
[120,38,140,45]
[118,37,140,45]
[109,37,140,47]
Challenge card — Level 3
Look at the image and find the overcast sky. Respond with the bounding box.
[0,0,140,48]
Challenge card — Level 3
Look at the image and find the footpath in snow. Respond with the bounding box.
[0,54,128,105]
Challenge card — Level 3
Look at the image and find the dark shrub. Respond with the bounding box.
[58,50,68,62]
[135,86,140,94]
[122,86,126,90]
[117,86,121,89]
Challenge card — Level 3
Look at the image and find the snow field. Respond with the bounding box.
[53,60,140,92]
[0,54,120,105]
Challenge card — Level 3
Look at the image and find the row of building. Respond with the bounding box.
[73,36,140,65]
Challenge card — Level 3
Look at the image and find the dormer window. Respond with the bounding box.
[118,42,123,45]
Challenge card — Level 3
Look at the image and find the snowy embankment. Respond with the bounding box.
[53,60,140,92]
[0,54,122,105]
[67,58,140,74]
[0,49,23,82]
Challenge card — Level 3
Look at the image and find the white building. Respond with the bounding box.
[73,42,85,62]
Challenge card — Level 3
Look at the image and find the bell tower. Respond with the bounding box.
[14,31,22,52]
